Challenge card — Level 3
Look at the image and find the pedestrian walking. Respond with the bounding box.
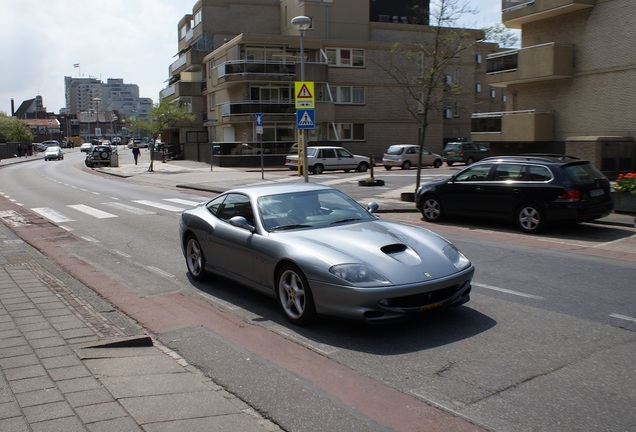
[132,145,141,165]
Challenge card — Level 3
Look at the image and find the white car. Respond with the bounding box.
[382,144,443,170]
[80,142,93,153]
[285,146,370,174]
[44,146,64,161]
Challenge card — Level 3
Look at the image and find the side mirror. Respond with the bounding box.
[367,202,379,213]
[229,216,255,233]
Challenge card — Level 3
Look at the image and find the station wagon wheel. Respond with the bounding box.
[277,264,316,325]
[357,162,369,172]
[516,203,544,233]
[420,195,444,222]
[466,157,475,165]
[312,164,324,174]
[185,234,207,281]
[401,160,411,170]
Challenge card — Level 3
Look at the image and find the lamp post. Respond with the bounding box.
[291,15,311,183]
[93,97,101,143]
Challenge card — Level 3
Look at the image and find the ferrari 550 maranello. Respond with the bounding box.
[179,183,474,324]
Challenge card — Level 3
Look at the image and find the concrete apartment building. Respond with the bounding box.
[472,0,635,175]
[162,0,503,165]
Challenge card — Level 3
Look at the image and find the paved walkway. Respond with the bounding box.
[0,151,280,431]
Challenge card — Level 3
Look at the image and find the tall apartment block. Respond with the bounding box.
[473,0,635,175]
[161,0,502,164]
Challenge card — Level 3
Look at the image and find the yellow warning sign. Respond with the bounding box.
[295,81,315,109]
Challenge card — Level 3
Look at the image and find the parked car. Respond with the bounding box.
[180,183,474,324]
[80,142,93,153]
[285,146,370,174]
[442,141,491,166]
[40,140,61,150]
[43,146,64,161]
[112,137,122,145]
[84,145,112,167]
[416,155,614,233]
[127,138,146,149]
[382,144,443,170]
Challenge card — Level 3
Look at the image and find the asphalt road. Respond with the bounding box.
[1,150,634,431]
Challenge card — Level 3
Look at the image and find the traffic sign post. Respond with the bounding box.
[296,109,315,130]
[255,113,264,178]
[295,81,314,181]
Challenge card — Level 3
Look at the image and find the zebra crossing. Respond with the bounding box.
[29,197,206,225]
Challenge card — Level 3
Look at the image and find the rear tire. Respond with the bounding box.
[185,234,207,281]
[312,164,324,174]
[516,203,544,233]
[466,157,474,165]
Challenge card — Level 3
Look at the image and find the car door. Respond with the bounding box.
[439,163,495,216]
[420,146,435,166]
[334,147,357,171]
[202,193,255,281]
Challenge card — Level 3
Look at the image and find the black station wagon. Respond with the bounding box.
[416,155,614,233]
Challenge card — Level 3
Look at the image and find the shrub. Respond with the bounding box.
[614,173,636,195]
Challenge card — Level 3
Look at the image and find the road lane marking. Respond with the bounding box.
[103,202,156,215]
[31,207,75,223]
[163,198,204,206]
[81,236,99,242]
[133,200,186,212]
[473,282,545,300]
[146,266,176,278]
[68,204,117,219]
[609,313,636,323]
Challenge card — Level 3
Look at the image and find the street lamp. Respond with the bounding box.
[93,97,101,143]
[291,15,311,183]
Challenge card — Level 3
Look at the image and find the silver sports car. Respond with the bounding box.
[179,183,474,324]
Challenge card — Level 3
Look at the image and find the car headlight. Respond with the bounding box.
[443,244,471,271]
[329,264,391,286]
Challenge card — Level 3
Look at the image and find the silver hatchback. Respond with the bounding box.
[382,144,442,170]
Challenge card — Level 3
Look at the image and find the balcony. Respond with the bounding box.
[170,50,208,75]
[217,61,296,83]
[502,0,595,29]
[486,43,573,87]
[471,110,554,142]
[220,101,295,122]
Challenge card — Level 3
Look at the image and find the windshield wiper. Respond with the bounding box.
[270,224,311,231]
[330,218,361,225]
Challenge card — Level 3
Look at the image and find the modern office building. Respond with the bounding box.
[161,0,503,164]
[473,0,635,175]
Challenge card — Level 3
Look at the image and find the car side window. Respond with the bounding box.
[406,147,416,155]
[526,165,552,182]
[214,194,254,226]
[320,149,336,158]
[494,164,523,181]
[477,144,488,152]
[335,148,352,158]
[455,164,493,182]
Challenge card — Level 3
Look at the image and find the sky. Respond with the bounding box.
[0,0,508,115]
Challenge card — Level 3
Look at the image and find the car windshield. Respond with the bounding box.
[386,146,405,155]
[257,189,375,232]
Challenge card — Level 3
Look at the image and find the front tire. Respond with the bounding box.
[276,264,316,325]
[516,203,544,233]
[357,162,369,172]
[384,165,392,171]
[433,159,442,168]
[185,234,207,281]
[420,195,444,222]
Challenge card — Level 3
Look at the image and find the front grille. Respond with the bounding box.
[386,284,461,308]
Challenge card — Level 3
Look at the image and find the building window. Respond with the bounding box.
[476,53,482,64]
[328,123,365,140]
[326,48,365,67]
[194,9,202,26]
[444,108,453,119]
[490,88,496,99]
[475,83,481,93]
[335,86,365,104]
[444,74,452,85]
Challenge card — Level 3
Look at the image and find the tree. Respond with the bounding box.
[0,113,34,143]
[483,23,519,49]
[130,101,195,172]
[381,0,480,193]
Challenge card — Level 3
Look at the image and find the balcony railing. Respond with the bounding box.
[160,85,176,99]
[503,0,595,29]
[471,110,554,142]
[217,61,296,79]
[220,101,295,117]
[486,43,573,86]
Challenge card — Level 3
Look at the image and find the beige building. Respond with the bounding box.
[472,0,636,175]
[162,0,503,165]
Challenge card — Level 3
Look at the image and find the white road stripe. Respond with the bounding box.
[609,313,636,323]
[133,200,186,212]
[163,198,204,206]
[473,282,545,300]
[68,204,117,219]
[146,266,176,278]
[103,202,156,215]
[31,207,75,223]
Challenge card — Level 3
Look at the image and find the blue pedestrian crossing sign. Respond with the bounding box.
[296,109,315,130]
[255,113,263,134]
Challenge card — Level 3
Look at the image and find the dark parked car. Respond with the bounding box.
[442,141,491,166]
[416,155,614,233]
[85,145,112,167]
